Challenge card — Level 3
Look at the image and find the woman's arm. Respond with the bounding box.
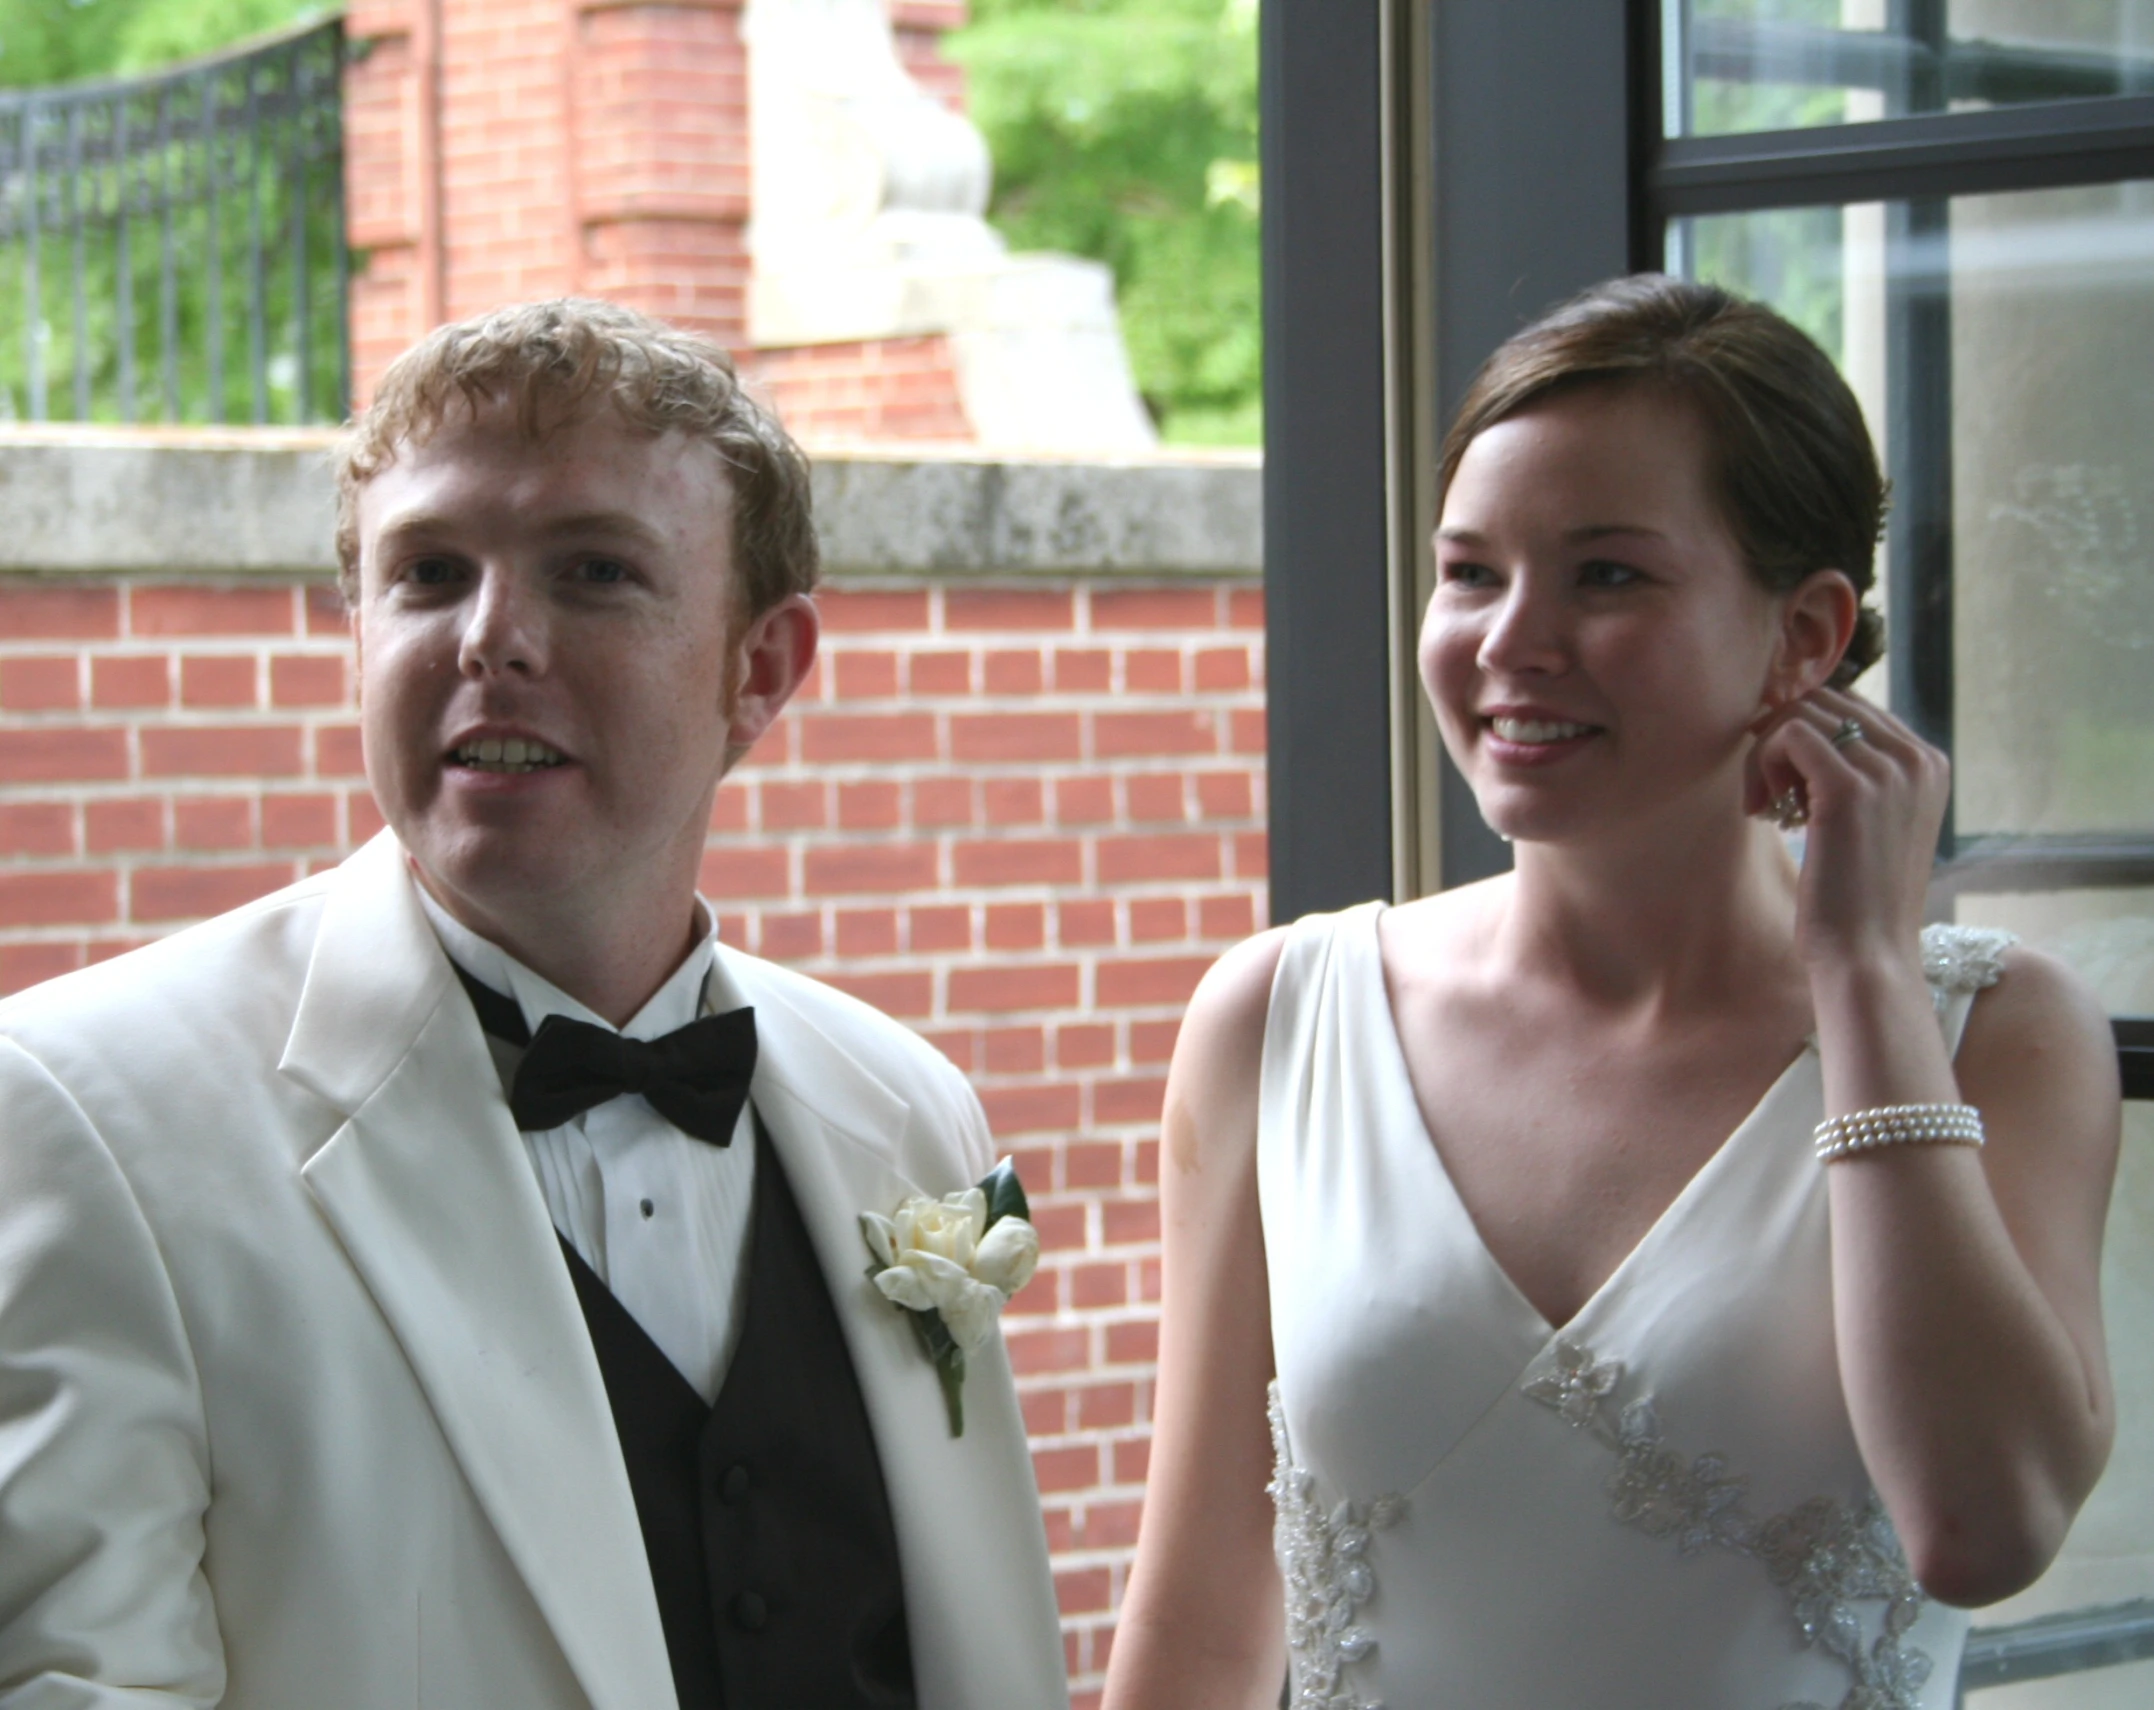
[1758,685,2122,1607]
[1101,931,1290,1710]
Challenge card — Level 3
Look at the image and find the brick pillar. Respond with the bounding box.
[342,0,754,404]
[892,0,968,110]
[344,1,444,403]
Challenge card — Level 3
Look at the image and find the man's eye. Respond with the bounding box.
[407,557,459,586]
[580,557,629,584]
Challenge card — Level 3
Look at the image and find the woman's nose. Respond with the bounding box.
[1477,578,1568,676]
[457,571,548,678]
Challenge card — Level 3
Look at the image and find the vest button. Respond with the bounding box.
[730,1590,768,1633]
[719,1463,751,1505]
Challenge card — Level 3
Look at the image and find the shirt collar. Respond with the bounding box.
[413,878,718,1041]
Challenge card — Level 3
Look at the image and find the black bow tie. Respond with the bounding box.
[455,966,757,1146]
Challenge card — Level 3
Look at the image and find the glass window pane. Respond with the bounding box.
[1668,0,2154,138]
[1674,181,2154,842]
[1953,1098,2154,1709]
[1950,907,2151,1709]
[1955,888,2154,1012]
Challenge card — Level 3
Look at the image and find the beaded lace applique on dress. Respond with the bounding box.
[1268,1383,1407,1710]
[1524,1340,1931,1710]
[1918,923,2014,1016]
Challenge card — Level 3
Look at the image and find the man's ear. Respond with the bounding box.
[724,593,820,763]
[1766,569,1859,705]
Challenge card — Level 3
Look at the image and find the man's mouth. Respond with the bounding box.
[1488,716,1596,744]
[450,737,567,773]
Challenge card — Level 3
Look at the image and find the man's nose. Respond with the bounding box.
[457,570,547,678]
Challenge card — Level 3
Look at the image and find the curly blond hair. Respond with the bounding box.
[335,299,818,615]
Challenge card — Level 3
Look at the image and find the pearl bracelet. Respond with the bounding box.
[1813,1101,1985,1163]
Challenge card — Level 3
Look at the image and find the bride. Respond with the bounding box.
[1101,275,2121,1709]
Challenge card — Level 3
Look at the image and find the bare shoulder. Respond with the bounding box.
[1182,925,1292,1049]
[1373,876,1505,991]
[1958,943,2119,1105]
[1152,925,1298,1192]
[1957,942,2121,1179]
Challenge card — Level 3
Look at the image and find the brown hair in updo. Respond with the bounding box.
[1438,274,1887,684]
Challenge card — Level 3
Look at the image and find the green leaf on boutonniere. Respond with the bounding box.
[979,1157,1030,1230]
[903,1307,967,1436]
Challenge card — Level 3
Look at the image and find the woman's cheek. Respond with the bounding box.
[1417,612,1480,728]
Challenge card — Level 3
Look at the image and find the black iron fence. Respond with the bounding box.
[0,17,347,427]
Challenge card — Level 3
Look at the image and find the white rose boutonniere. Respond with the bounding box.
[860,1158,1040,1436]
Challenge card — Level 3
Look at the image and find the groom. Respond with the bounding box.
[0,301,1067,1709]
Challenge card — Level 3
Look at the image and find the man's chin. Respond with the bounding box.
[404,838,594,936]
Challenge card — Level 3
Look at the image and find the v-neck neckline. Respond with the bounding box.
[1358,903,1814,1342]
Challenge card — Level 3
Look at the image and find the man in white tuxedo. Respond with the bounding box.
[0,300,1068,1710]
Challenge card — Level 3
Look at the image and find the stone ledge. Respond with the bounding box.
[0,428,1261,580]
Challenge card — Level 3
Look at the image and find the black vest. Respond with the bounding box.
[559,1118,916,1710]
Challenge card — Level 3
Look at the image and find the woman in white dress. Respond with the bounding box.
[1101,276,2123,1710]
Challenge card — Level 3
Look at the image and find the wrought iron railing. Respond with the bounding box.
[0,16,346,426]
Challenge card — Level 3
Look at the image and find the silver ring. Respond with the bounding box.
[1829,717,1866,749]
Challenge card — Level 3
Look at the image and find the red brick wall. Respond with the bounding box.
[344,0,972,425]
[0,570,1266,1705]
[752,336,975,445]
[342,0,757,397]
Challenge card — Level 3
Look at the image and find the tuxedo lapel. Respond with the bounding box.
[721,953,1066,1710]
[283,835,675,1710]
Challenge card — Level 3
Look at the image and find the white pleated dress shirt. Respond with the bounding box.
[418,888,756,1404]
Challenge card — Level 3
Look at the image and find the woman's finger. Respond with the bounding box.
[1807,686,1927,763]
[1783,698,1895,777]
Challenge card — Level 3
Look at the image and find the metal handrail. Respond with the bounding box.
[0,16,346,425]
[1956,1597,2154,1702]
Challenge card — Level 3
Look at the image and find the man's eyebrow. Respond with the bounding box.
[371,509,669,549]
[537,511,670,549]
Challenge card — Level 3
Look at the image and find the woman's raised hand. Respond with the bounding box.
[1745,684,1952,974]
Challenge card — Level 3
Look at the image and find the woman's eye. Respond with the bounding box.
[1581,559,1641,589]
[1441,559,1497,588]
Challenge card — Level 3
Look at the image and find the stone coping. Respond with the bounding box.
[0,427,1261,580]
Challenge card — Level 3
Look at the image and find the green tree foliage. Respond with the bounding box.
[947,0,1260,446]
[0,0,325,88]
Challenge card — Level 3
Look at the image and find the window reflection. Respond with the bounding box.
[1668,0,2154,138]
[1674,190,2154,1699]
[1674,182,2154,842]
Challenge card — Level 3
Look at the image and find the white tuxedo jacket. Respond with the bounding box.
[0,833,1069,1710]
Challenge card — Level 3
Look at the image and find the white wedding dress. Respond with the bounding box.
[1258,904,2013,1710]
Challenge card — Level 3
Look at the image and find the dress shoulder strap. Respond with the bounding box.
[1265,903,1382,1030]
[1920,923,2016,998]
[1919,922,2017,1054]
[1259,902,1386,1121]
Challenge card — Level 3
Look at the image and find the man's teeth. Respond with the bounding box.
[454,737,565,772]
[1491,717,1593,743]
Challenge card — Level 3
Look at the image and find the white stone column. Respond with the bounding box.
[744,0,1157,452]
